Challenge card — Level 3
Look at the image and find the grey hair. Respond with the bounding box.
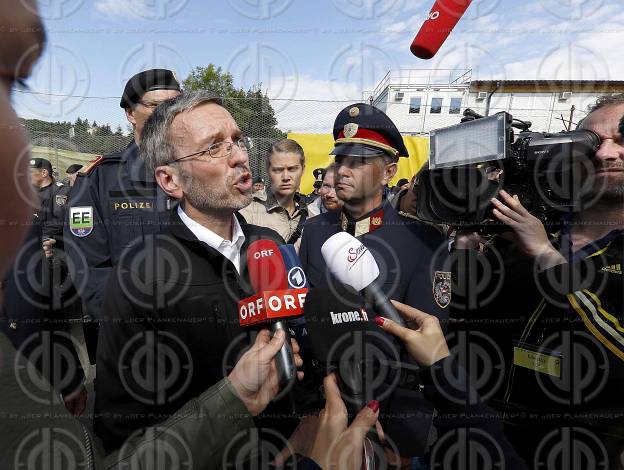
[578,93,624,129]
[140,90,222,172]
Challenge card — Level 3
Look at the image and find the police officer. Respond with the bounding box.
[64,69,181,358]
[65,163,82,187]
[298,103,450,459]
[29,158,69,251]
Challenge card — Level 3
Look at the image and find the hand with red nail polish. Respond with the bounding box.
[309,373,379,469]
[377,301,450,367]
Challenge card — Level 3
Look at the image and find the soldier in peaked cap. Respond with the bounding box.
[298,103,451,459]
[64,69,181,361]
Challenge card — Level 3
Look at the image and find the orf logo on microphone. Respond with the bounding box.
[238,288,308,327]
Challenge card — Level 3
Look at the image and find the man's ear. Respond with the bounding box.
[125,107,137,127]
[154,165,183,200]
[383,162,398,185]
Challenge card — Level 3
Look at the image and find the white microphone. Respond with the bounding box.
[321,232,406,327]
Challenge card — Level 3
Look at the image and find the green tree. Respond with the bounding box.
[183,66,284,139]
[74,117,89,135]
[183,65,286,177]
[95,124,113,136]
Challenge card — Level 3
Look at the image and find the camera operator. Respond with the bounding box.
[452,95,624,465]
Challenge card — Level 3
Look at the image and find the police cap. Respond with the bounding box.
[330,103,409,160]
[253,176,264,184]
[66,164,83,174]
[120,69,181,109]
[30,158,53,173]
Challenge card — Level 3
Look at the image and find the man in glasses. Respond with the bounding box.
[64,69,181,361]
[93,90,292,453]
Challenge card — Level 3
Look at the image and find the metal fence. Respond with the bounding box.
[19,91,586,180]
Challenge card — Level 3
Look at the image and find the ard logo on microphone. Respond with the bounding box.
[238,288,308,327]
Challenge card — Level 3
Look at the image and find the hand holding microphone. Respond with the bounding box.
[228,329,304,416]
[309,373,380,470]
[376,300,450,367]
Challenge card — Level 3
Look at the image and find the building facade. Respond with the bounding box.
[363,69,624,135]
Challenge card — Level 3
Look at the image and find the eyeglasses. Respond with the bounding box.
[171,137,253,163]
[137,100,163,108]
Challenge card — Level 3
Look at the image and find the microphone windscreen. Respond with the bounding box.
[304,285,398,364]
[247,239,289,293]
[278,244,309,288]
[410,0,472,59]
[320,232,379,292]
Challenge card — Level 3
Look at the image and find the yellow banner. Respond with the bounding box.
[287,133,430,194]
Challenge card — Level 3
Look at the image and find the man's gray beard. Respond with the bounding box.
[180,167,252,214]
[585,182,624,205]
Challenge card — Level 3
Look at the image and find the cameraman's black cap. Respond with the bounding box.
[331,103,409,160]
[30,158,53,173]
[66,164,83,174]
[120,69,181,109]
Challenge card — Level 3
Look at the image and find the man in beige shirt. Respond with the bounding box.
[239,138,309,249]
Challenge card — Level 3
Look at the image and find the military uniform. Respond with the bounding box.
[64,141,174,320]
[36,179,70,240]
[63,69,181,323]
[298,103,451,457]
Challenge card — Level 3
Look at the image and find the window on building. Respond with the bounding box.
[409,97,421,114]
[430,98,443,114]
[449,97,462,114]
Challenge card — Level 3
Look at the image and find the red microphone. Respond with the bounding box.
[238,239,307,387]
[410,0,472,59]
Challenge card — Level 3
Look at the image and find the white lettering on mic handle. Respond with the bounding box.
[253,249,274,259]
[428,11,439,20]
[330,310,363,325]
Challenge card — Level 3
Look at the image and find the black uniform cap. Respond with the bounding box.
[330,103,409,160]
[120,69,181,109]
[66,164,83,174]
[253,176,264,184]
[30,157,53,173]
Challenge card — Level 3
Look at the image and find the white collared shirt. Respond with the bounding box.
[177,205,246,273]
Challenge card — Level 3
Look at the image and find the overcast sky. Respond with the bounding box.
[13,0,622,133]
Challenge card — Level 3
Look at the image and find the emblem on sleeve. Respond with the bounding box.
[55,194,68,206]
[433,271,451,308]
[69,206,94,237]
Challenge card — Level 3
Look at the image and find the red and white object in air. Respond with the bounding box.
[410,0,472,59]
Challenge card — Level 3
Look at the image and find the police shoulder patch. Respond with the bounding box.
[55,194,68,206]
[433,271,452,308]
[69,206,94,237]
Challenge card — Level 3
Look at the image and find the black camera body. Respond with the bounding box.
[415,111,600,229]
